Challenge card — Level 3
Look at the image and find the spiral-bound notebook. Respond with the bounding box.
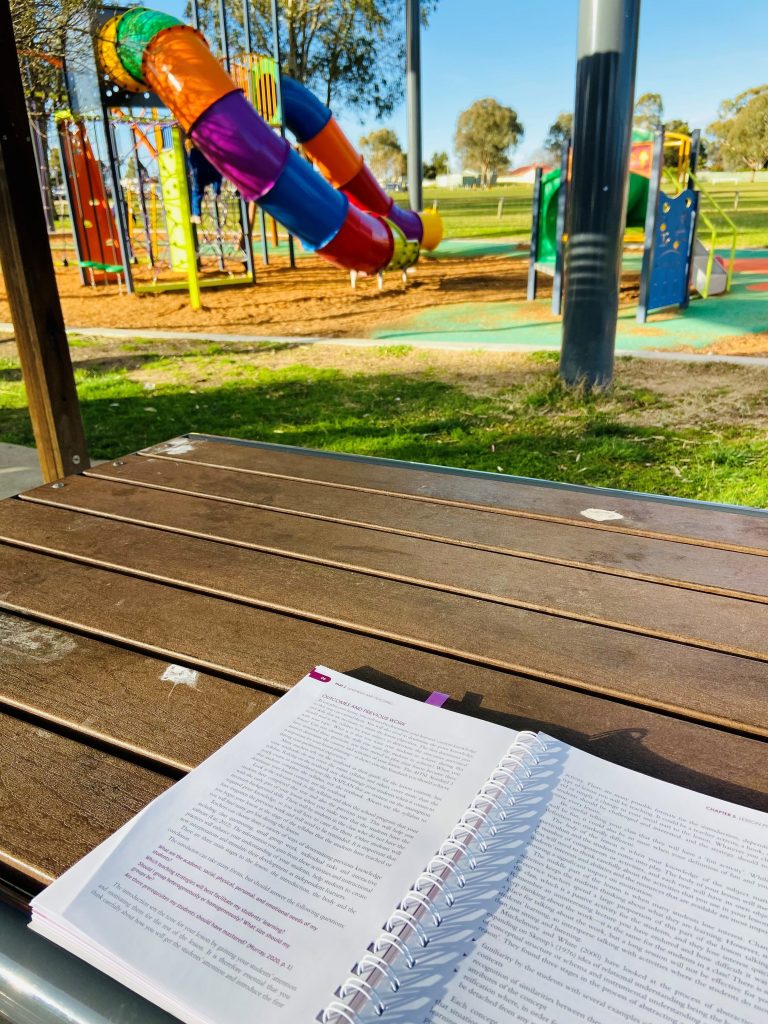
[31,667,768,1024]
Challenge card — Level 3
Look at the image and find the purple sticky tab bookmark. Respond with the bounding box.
[426,691,450,707]
[309,668,332,682]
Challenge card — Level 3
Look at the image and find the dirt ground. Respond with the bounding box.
[0,253,640,339]
[2,251,764,354]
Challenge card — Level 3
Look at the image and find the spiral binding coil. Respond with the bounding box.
[321,731,548,1023]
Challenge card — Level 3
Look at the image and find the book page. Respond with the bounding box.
[414,737,768,1024]
[32,667,516,1024]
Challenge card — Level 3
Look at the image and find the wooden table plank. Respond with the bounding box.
[80,458,768,596]
[3,691,768,898]
[140,436,768,552]
[1,543,767,736]
[0,714,170,890]
[2,595,768,828]
[0,609,276,772]
[26,473,768,603]
[3,500,766,664]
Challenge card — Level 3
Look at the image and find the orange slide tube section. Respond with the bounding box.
[142,26,237,132]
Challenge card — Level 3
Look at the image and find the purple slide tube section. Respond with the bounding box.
[190,90,290,201]
[386,203,423,243]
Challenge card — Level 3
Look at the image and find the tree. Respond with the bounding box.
[188,0,436,118]
[422,150,449,179]
[544,112,572,160]
[10,0,99,108]
[659,118,708,170]
[454,99,524,186]
[634,92,664,132]
[708,86,768,178]
[359,128,404,181]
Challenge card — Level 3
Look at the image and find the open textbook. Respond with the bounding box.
[31,667,768,1024]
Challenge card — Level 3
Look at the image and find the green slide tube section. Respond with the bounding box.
[537,170,650,266]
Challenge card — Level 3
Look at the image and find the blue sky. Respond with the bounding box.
[155,0,768,168]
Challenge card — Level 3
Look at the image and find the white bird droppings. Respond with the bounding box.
[580,508,625,522]
[161,664,200,691]
[157,437,197,455]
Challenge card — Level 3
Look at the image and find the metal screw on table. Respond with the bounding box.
[51,482,65,489]
[113,460,125,467]
[72,454,81,465]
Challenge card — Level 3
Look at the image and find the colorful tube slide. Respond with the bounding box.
[96,8,442,275]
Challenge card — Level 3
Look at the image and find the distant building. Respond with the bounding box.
[435,170,483,188]
[496,163,553,185]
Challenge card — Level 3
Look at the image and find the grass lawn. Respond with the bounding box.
[394,182,768,249]
[1,338,766,507]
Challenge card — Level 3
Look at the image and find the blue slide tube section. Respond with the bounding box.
[260,148,348,250]
[279,77,331,142]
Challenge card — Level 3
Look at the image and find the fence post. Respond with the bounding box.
[497,197,504,219]
[733,191,740,211]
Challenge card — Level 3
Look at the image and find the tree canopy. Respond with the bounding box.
[634,92,664,132]
[544,112,572,160]
[422,150,449,179]
[454,98,524,186]
[708,86,768,177]
[359,127,405,181]
[11,0,99,107]
[187,0,436,118]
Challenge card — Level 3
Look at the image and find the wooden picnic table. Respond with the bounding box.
[1,432,767,912]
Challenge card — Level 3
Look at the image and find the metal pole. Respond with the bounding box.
[527,167,542,301]
[406,0,422,211]
[217,0,230,66]
[215,0,254,282]
[191,0,200,30]
[636,130,663,323]
[560,0,641,389]
[270,0,296,268]
[103,108,135,292]
[242,0,253,51]
[242,0,268,268]
[551,140,571,315]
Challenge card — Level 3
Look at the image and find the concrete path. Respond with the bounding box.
[2,323,768,365]
[0,442,42,499]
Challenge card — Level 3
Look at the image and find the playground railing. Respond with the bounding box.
[688,171,738,297]
[664,167,737,299]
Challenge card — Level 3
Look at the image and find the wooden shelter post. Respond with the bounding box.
[0,0,89,481]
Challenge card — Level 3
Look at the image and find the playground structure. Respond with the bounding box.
[528,128,737,321]
[54,5,442,309]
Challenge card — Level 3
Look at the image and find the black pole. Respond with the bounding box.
[406,0,422,210]
[560,0,641,388]
[243,0,269,268]
[191,0,200,30]
[103,108,135,292]
[217,0,230,66]
[551,140,570,315]
[270,0,295,268]
[527,167,542,301]
[242,0,253,52]
[688,128,701,188]
[636,129,663,323]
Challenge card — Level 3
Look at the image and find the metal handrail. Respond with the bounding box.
[662,167,737,297]
[689,171,738,292]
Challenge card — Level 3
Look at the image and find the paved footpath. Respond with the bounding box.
[0,442,42,500]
